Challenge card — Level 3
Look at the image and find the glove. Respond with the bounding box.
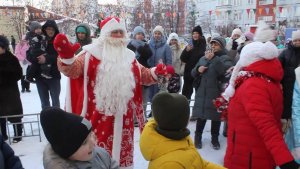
[232,40,238,50]
[280,160,300,169]
[155,63,167,76]
[53,33,80,59]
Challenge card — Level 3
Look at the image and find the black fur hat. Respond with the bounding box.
[192,25,203,35]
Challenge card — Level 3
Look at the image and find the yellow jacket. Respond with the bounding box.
[140,119,226,169]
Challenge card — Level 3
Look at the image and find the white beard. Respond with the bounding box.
[94,37,136,116]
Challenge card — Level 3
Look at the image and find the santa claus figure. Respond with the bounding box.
[54,17,166,169]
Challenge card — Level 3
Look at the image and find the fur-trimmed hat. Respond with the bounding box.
[192,25,203,35]
[40,107,92,159]
[0,35,10,50]
[223,41,278,100]
[292,30,300,41]
[132,26,145,38]
[151,92,190,140]
[210,36,226,49]
[98,17,128,41]
[153,25,164,35]
[29,21,42,32]
[254,21,276,43]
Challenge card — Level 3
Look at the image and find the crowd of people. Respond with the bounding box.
[0,16,300,169]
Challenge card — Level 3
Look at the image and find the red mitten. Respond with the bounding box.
[155,63,167,76]
[54,33,80,59]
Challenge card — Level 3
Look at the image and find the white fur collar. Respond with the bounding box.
[82,43,135,63]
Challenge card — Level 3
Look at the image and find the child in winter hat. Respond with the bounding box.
[139,92,225,169]
[41,107,119,169]
[132,26,145,38]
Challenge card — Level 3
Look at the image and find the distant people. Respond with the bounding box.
[223,40,300,169]
[127,26,153,118]
[0,35,23,143]
[167,33,184,92]
[75,23,92,54]
[279,30,300,125]
[191,36,234,150]
[234,31,254,62]
[41,107,119,169]
[180,25,206,102]
[15,35,30,93]
[148,25,172,101]
[140,92,226,169]
[0,134,24,169]
[11,35,16,53]
[26,21,50,82]
[26,20,61,109]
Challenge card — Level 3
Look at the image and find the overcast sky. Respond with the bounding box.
[1,0,118,6]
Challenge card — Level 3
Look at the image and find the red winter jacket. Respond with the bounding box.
[224,59,294,169]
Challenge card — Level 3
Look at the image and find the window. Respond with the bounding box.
[233,0,241,6]
[218,0,231,6]
[259,0,273,5]
[249,10,254,19]
[258,16,273,21]
[279,8,288,18]
[248,0,254,5]
[295,6,300,17]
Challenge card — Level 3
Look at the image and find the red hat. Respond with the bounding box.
[166,65,175,75]
[100,17,120,29]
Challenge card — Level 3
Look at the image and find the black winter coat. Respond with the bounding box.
[0,51,23,117]
[0,134,23,169]
[26,20,61,79]
[127,40,152,68]
[279,43,300,119]
[180,38,206,80]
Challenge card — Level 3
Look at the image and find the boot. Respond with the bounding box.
[211,135,220,150]
[13,124,22,143]
[194,132,202,149]
[223,121,228,137]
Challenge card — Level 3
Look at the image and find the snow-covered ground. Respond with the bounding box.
[10,75,227,169]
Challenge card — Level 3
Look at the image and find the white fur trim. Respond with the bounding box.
[254,21,276,43]
[238,41,278,67]
[80,52,91,117]
[82,43,103,60]
[295,67,300,87]
[98,18,129,44]
[65,78,72,112]
[60,57,76,65]
[112,113,123,165]
[150,67,158,80]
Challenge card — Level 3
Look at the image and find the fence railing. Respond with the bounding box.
[0,113,42,144]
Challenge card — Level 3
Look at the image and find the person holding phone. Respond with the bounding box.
[180,26,206,104]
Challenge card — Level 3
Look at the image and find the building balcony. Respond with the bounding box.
[216,4,232,10]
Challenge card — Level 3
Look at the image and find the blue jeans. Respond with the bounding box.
[36,78,61,109]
